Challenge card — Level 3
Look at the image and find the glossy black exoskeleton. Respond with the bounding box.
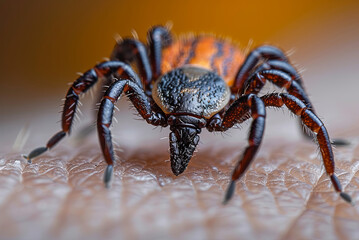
[153,66,230,175]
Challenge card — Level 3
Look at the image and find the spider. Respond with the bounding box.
[24,24,352,204]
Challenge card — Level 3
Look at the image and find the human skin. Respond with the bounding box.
[1,91,359,240]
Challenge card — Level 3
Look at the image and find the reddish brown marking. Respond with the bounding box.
[117,68,124,77]
[46,131,66,148]
[161,35,244,86]
[95,67,110,76]
[103,95,116,103]
[317,126,335,174]
[187,37,217,70]
[71,86,81,96]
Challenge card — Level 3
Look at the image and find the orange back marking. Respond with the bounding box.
[161,35,245,86]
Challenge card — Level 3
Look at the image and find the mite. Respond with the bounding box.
[24,25,352,204]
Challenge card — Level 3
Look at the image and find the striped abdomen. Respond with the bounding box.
[161,35,245,86]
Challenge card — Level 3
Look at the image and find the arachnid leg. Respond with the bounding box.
[77,38,156,139]
[244,60,310,108]
[261,93,352,204]
[24,61,143,163]
[110,38,153,92]
[210,92,352,204]
[244,63,349,145]
[244,63,314,140]
[231,45,289,95]
[75,75,114,141]
[209,94,266,204]
[98,80,167,187]
[147,25,173,80]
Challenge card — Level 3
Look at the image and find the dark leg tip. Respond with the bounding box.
[21,154,31,163]
[223,180,236,205]
[332,138,350,147]
[104,165,114,188]
[340,192,354,205]
[23,146,48,163]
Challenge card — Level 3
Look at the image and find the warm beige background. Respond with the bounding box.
[1,0,359,131]
[0,1,358,99]
[1,1,359,240]
[1,0,359,139]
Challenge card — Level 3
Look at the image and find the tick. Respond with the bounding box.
[24,24,352,204]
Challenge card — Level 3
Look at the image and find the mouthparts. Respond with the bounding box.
[169,126,200,176]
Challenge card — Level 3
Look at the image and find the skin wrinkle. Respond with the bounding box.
[187,177,211,240]
[259,170,284,216]
[1,136,358,239]
[2,110,359,240]
[0,156,24,208]
[279,168,326,240]
[280,154,358,239]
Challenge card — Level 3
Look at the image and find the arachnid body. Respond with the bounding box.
[25,25,352,204]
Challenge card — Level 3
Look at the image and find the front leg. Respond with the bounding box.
[78,38,155,138]
[244,60,311,109]
[241,61,348,145]
[210,93,352,204]
[98,80,166,187]
[261,93,352,203]
[208,94,267,204]
[24,61,141,162]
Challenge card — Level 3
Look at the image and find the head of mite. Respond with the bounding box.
[152,65,231,175]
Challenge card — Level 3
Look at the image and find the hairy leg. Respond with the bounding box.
[207,94,267,203]
[231,45,288,95]
[241,60,348,145]
[97,79,167,187]
[24,61,142,162]
[261,93,352,203]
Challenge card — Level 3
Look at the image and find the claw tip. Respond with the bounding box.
[104,165,113,188]
[21,154,32,163]
[340,192,354,205]
[223,180,236,205]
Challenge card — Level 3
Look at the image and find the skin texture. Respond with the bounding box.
[1,40,359,237]
[1,115,359,240]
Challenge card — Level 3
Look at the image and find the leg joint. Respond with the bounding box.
[103,95,116,104]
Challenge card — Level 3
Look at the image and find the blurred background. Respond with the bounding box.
[1,1,359,239]
[0,0,359,146]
